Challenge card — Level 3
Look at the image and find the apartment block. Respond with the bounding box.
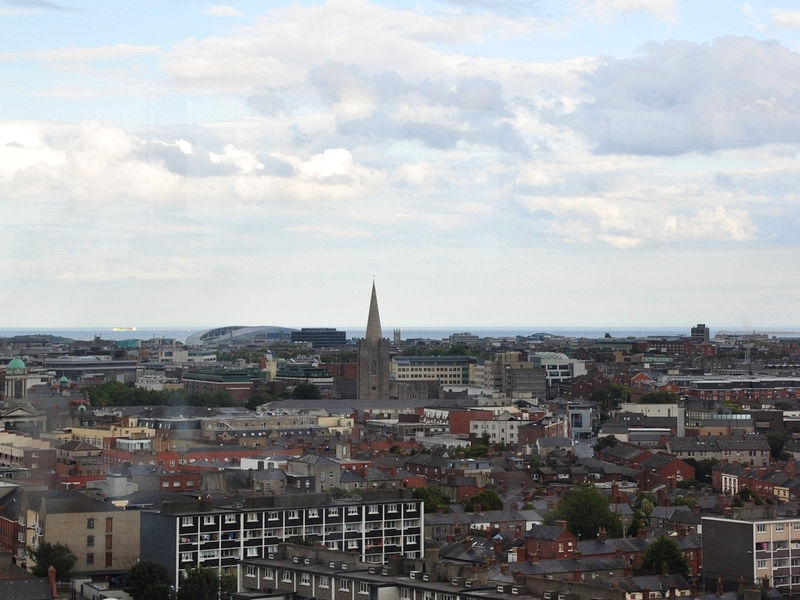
[140,493,424,588]
[703,509,800,596]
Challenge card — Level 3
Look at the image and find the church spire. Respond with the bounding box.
[365,281,383,342]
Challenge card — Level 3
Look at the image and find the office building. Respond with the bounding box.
[291,328,347,348]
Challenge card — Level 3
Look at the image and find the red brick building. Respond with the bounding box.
[524,521,579,560]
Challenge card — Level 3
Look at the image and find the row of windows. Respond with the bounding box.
[86,518,113,532]
[756,522,800,533]
[243,568,374,594]
[181,504,414,526]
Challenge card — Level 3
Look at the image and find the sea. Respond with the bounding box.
[0,326,795,344]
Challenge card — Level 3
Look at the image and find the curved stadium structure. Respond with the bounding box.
[185,326,297,346]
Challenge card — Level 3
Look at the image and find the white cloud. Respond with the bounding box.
[771,11,800,29]
[570,36,800,155]
[204,5,244,18]
[286,224,370,238]
[0,43,159,62]
[574,0,677,22]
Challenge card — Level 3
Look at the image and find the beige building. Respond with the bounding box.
[55,425,156,449]
[26,490,140,574]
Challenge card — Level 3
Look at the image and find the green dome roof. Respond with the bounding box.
[59,376,69,383]
[6,358,25,371]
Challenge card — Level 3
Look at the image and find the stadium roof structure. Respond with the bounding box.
[185,326,297,346]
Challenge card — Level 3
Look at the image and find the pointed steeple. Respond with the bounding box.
[365,281,383,342]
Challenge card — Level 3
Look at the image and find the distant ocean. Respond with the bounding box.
[0,325,795,344]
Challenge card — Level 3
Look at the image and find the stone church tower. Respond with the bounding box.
[357,282,390,400]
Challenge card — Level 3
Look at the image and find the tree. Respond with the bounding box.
[28,542,76,579]
[546,485,623,539]
[177,567,219,600]
[463,443,490,458]
[291,382,321,399]
[594,435,618,452]
[766,432,791,461]
[127,561,172,600]
[640,535,689,576]
[640,391,680,404]
[464,489,503,512]
[412,487,452,511]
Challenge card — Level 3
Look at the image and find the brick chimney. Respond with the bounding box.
[48,566,57,599]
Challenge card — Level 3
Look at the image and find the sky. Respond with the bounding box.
[2,0,800,330]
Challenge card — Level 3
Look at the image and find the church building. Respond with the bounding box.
[357,282,390,400]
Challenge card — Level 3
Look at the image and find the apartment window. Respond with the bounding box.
[181,552,192,562]
[348,506,359,516]
[246,565,257,578]
[281,570,292,583]
[776,523,785,532]
[319,576,330,588]
[387,504,398,513]
[181,517,193,526]
[328,507,339,517]
[105,553,113,568]
[300,573,311,586]
[87,518,95,529]
[757,560,767,569]
[246,547,259,557]
[106,517,113,533]
[407,504,417,512]
[199,550,219,560]
[86,553,94,565]
[247,512,258,522]
[757,524,766,532]
[106,536,113,550]
[268,512,279,521]
[308,509,319,518]
[368,505,379,514]
[793,522,800,530]
[288,510,299,520]
[203,516,215,526]
[264,568,275,580]
[224,514,237,524]
[360,582,370,595]
[87,535,94,547]
[405,535,418,544]
[339,579,351,591]
[400,588,411,599]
